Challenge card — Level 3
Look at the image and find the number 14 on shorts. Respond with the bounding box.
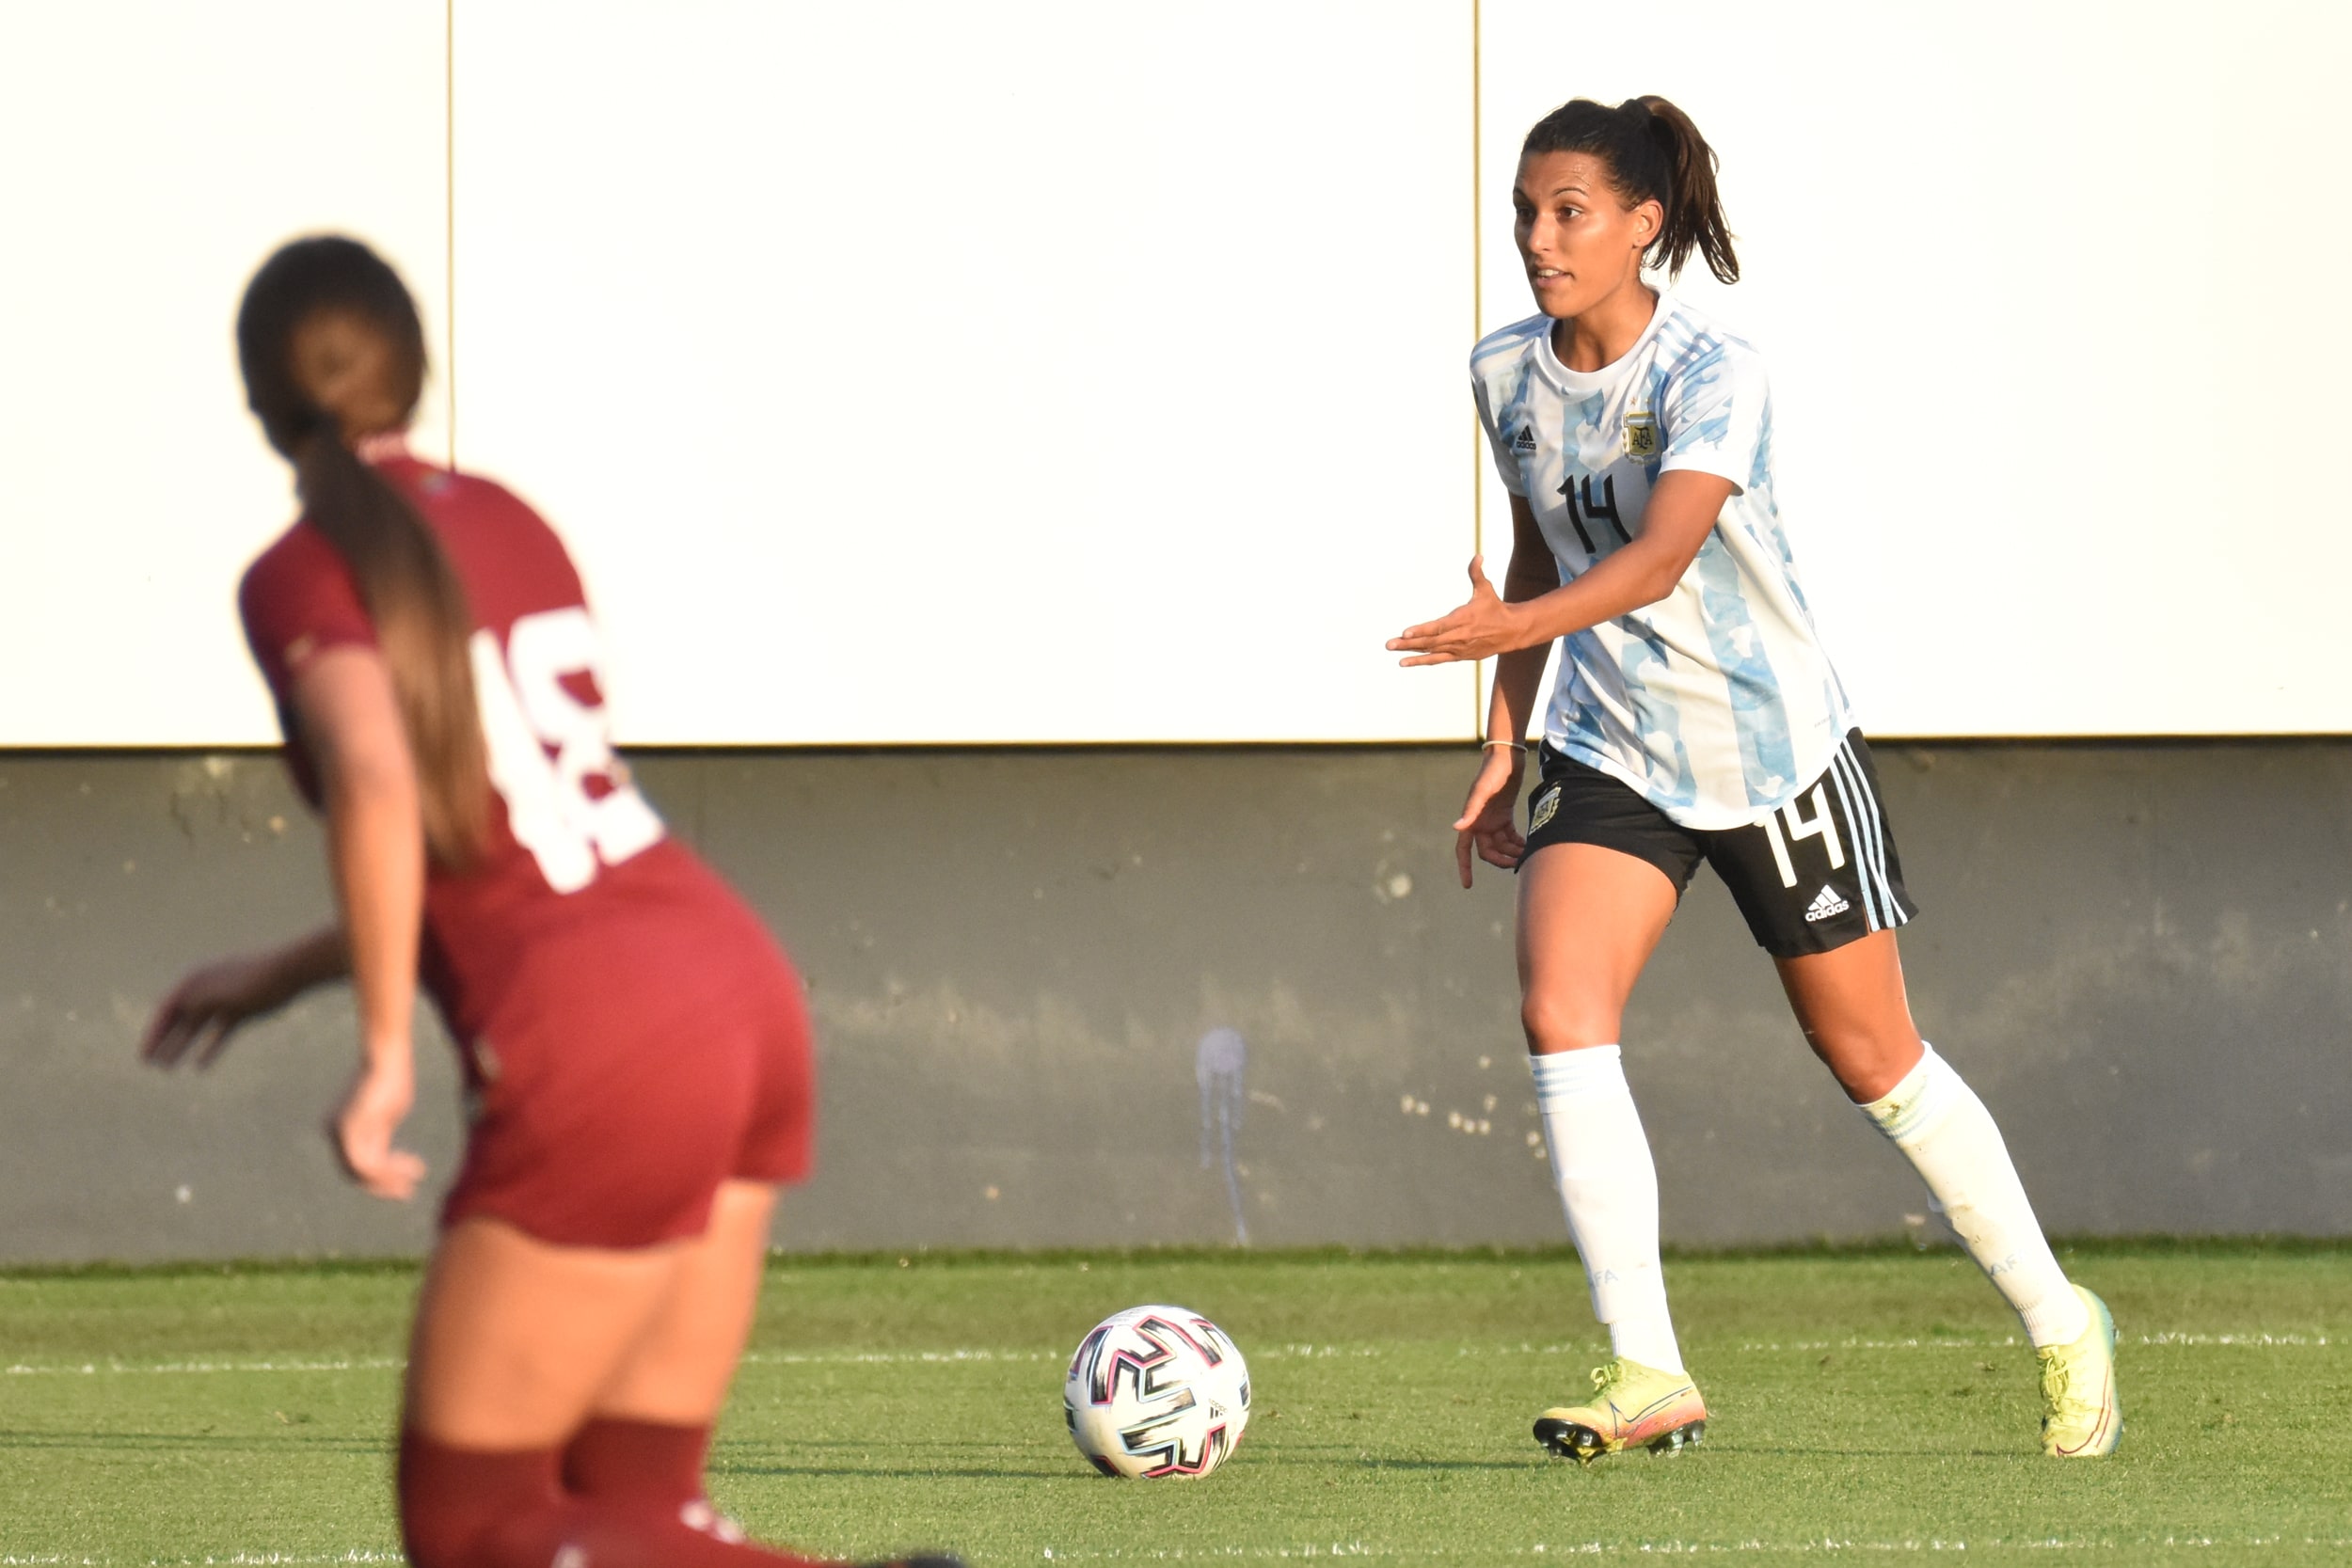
[1760,785,1843,891]
[471,607,664,895]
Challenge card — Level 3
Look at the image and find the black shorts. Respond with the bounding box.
[1519,730,1918,958]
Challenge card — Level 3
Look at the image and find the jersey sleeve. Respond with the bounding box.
[1658,341,1769,494]
[1471,375,1528,498]
[237,528,379,709]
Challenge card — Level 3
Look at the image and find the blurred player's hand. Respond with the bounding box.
[1454,746,1528,887]
[142,951,303,1069]
[1389,556,1526,666]
[330,1058,426,1201]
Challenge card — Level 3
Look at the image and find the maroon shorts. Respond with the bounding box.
[440,905,814,1250]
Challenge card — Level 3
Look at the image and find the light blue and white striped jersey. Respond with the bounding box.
[1472,292,1851,830]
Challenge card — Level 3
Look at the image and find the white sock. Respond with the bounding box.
[1531,1046,1685,1374]
[1859,1044,2089,1348]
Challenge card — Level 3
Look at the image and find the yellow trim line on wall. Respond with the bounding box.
[446,0,458,468]
[1469,0,1485,738]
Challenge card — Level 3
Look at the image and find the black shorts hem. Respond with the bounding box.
[1518,734,1919,957]
[1748,893,1920,959]
[1518,831,1699,896]
[1518,754,1705,896]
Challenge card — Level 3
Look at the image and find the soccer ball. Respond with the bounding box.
[1063,1304,1250,1479]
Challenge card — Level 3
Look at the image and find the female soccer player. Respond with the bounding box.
[142,237,961,1568]
[1389,98,2122,1464]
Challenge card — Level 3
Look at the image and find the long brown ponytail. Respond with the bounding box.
[237,237,490,868]
[1521,95,1740,285]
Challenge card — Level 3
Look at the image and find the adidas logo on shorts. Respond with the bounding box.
[1513,426,1537,452]
[1804,885,1850,923]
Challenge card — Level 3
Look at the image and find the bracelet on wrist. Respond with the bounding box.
[1481,739,1528,753]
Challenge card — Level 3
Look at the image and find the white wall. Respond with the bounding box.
[1478,0,2352,736]
[0,2,451,747]
[4,2,2344,745]
[451,0,1472,745]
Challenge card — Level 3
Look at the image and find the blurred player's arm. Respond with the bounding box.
[141,924,349,1069]
[284,647,430,1200]
[1389,471,1734,666]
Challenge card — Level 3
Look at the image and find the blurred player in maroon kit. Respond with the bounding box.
[143,236,960,1568]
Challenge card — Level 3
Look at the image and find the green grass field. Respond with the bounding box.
[3,1244,2346,1565]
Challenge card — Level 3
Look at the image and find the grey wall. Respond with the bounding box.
[4,742,2348,1264]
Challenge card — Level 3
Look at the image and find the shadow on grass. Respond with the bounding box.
[1699,1444,2031,1461]
[721,1437,1072,1481]
[1354,1457,1549,1471]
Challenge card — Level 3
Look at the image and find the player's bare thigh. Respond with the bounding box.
[1517,843,1680,1055]
[405,1216,692,1449]
[591,1179,777,1425]
[1773,929,1926,1101]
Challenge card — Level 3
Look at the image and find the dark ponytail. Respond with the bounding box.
[1521,95,1739,285]
[237,237,490,869]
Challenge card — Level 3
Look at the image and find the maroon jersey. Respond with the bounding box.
[239,452,766,1075]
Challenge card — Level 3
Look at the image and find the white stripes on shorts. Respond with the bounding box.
[1822,736,1902,933]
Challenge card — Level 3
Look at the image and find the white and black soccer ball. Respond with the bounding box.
[1063,1304,1250,1479]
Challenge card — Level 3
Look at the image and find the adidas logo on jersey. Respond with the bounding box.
[1512,426,1537,453]
[1804,885,1850,923]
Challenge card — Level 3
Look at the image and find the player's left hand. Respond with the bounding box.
[1388,556,1526,666]
[329,1058,426,1201]
[141,951,299,1069]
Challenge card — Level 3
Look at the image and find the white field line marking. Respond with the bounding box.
[3,1332,2332,1379]
[1463,1335,2338,1354]
[2,1357,404,1376]
[1,1557,404,1566]
[1028,1541,2352,1560]
[740,1348,1057,1367]
[1722,1333,2334,1352]
[12,1544,2352,1567]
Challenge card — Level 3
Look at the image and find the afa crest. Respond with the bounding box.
[1529,783,1562,834]
[1623,409,1660,460]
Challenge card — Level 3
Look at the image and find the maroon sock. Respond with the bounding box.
[397,1429,563,1568]
[562,1417,713,1513]
[400,1429,844,1568]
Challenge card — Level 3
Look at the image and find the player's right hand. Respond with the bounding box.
[329,1058,426,1201]
[1454,748,1529,887]
[141,952,298,1069]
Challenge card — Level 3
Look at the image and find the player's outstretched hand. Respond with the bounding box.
[141,951,301,1070]
[1453,746,1528,887]
[1389,556,1526,667]
[330,1059,426,1201]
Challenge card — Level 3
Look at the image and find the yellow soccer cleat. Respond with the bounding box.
[2038,1285,2122,1457]
[1534,1357,1708,1465]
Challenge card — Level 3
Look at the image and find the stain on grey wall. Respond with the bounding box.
[3,742,2348,1263]
[1197,1026,1248,1245]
